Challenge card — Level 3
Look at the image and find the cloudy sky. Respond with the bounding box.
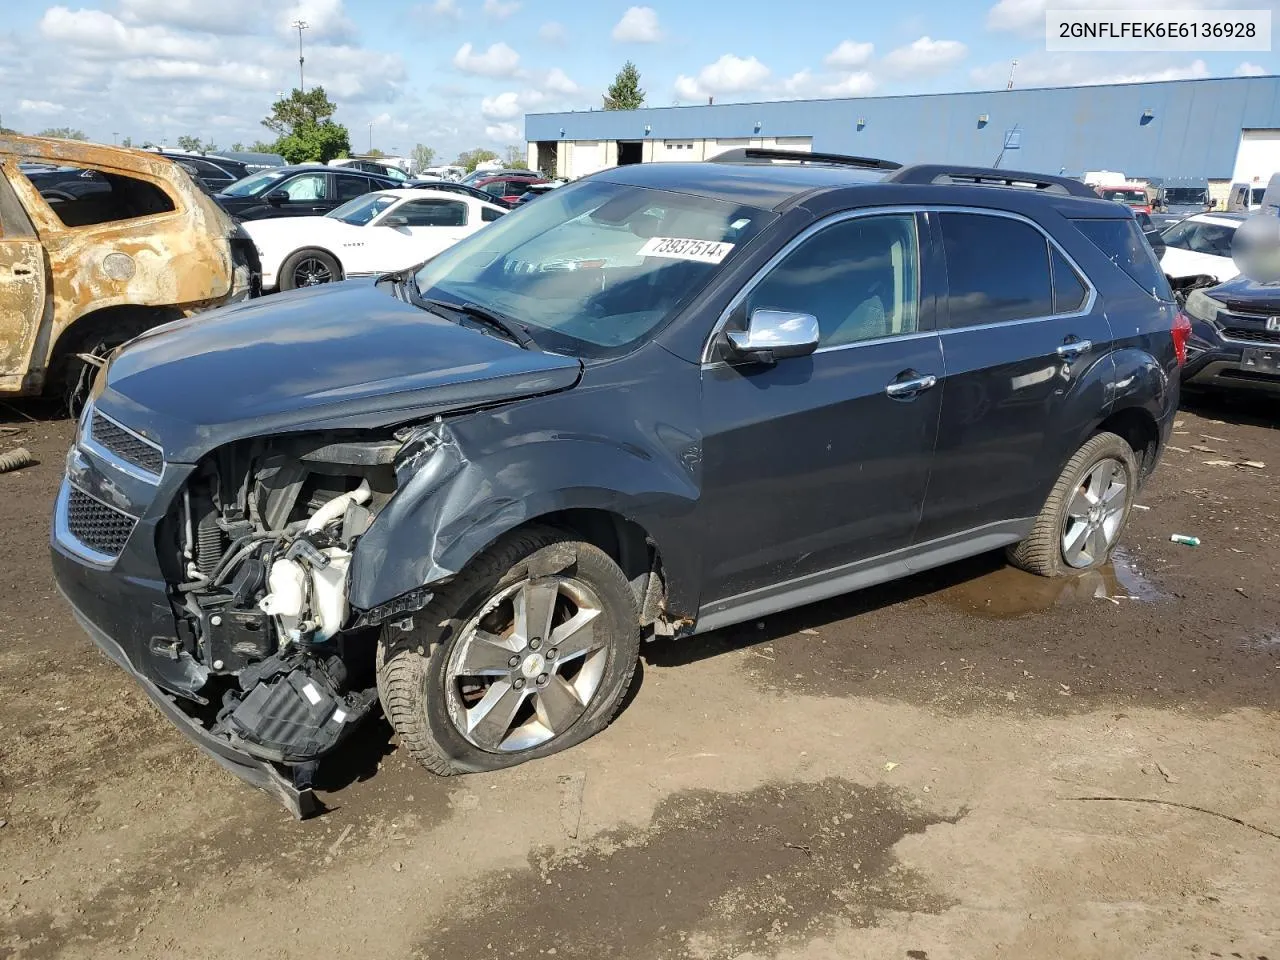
[1,0,1276,160]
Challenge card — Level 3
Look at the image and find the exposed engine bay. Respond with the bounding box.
[163,427,436,780]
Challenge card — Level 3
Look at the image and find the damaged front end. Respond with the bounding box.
[54,411,463,817]
[163,432,427,795]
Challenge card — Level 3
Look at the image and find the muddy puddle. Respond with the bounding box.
[411,779,959,960]
[933,549,1163,620]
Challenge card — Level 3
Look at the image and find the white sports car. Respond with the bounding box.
[244,188,509,292]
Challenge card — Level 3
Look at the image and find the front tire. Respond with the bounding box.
[1007,431,1138,578]
[376,527,641,776]
[279,249,341,291]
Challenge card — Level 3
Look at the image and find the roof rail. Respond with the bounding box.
[710,147,902,171]
[887,164,1097,198]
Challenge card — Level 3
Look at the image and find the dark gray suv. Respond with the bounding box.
[51,149,1185,815]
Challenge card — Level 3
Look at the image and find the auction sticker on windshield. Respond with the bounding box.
[638,237,735,263]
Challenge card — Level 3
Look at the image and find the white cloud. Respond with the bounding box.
[307,43,407,101]
[277,0,355,42]
[675,54,771,100]
[118,58,275,90]
[118,0,261,33]
[480,91,523,120]
[987,0,1237,35]
[483,0,521,21]
[485,121,520,142]
[882,36,967,76]
[1236,61,1267,77]
[823,71,877,96]
[452,41,521,77]
[538,21,567,44]
[427,0,462,22]
[612,6,662,43]
[824,40,874,69]
[18,99,63,114]
[39,7,214,60]
[542,67,578,95]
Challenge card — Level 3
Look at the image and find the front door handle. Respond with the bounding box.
[1056,338,1092,359]
[11,264,33,277]
[885,373,938,400]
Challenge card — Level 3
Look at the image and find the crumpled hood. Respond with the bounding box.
[95,279,582,462]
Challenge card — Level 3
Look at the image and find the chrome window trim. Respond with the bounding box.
[82,409,164,485]
[53,481,138,567]
[699,204,1099,365]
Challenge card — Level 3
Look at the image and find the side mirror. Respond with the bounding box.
[265,190,289,203]
[725,308,820,363]
[381,215,409,227]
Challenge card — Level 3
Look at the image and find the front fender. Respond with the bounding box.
[348,418,702,616]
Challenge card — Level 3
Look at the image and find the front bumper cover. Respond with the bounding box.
[58,581,320,819]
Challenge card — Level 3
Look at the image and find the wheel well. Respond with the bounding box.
[1096,407,1160,480]
[46,305,181,380]
[521,509,665,624]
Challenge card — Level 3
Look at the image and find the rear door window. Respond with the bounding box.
[938,212,1053,327]
[21,163,175,227]
[1073,218,1175,300]
[1050,246,1089,313]
[334,175,371,201]
[396,199,468,226]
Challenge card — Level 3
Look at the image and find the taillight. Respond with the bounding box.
[1172,311,1192,366]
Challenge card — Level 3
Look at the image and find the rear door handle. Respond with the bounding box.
[1056,339,1092,359]
[885,373,938,400]
[11,264,33,277]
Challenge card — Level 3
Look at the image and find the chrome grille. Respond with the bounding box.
[65,488,137,558]
[1222,327,1280,345]
[89,411,163,476]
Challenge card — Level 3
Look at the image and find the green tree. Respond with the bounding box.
[121,135,133,147]
[502,144,528,169]
[231,141,245,151]
[37,126,88,140]
[411,143,436,172]
[454,147,499,173]
[249,140,276,153]
[0,125,19,135]
[175,134,203,151]
[603,61,644,111]
[274,121,351,164]
[262,87,338,137]
[365,147,385,158]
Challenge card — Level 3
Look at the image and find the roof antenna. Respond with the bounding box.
[1006,58,1018,91]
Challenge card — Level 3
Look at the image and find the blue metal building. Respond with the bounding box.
[525,76,1280,183]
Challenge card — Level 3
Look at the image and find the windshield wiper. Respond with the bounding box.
[417,296,539,350]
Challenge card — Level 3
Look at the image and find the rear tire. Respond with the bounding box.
[1007,431,1138,578]
[279,249,341,291]
[376,527,641,776]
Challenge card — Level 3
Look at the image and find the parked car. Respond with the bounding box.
[51,149,1181,816]
[461,167,541,186]
[154,151,250,194]
[243,188,507,291]
[1158,212,1244,285]
[1095,184,1152,214]
[473,174,550,208]
[1227,182,1269,212]
[1152,180,1211,226]
[1181,274,1280,394]
[329,157,411,183]
[404,179,506,205]
[512,182,560,208]
[0,134,259,409]
[1134,211,1165,258]
[213,165,400,221]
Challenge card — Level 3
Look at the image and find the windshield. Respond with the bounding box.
[1102,189,1147,203]
[220,169,283,197]
[411,180,773,357]
[1160,218,1237,256]
[327,193,398,225]
[1163,188,1207,205]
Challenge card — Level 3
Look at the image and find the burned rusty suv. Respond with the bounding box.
[51,150,1183,815]
[1,135,258,407]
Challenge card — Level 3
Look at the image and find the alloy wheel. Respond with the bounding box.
[293,257,333,286]
[1061,457,1127,568]
[445,576,607,752]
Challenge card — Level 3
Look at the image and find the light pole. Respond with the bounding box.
[368,121,373,154]
[292,19,309,92]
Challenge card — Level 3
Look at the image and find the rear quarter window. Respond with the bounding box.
[1072,218,1174,301]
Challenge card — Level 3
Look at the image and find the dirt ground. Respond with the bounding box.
[1,392,1278,960]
